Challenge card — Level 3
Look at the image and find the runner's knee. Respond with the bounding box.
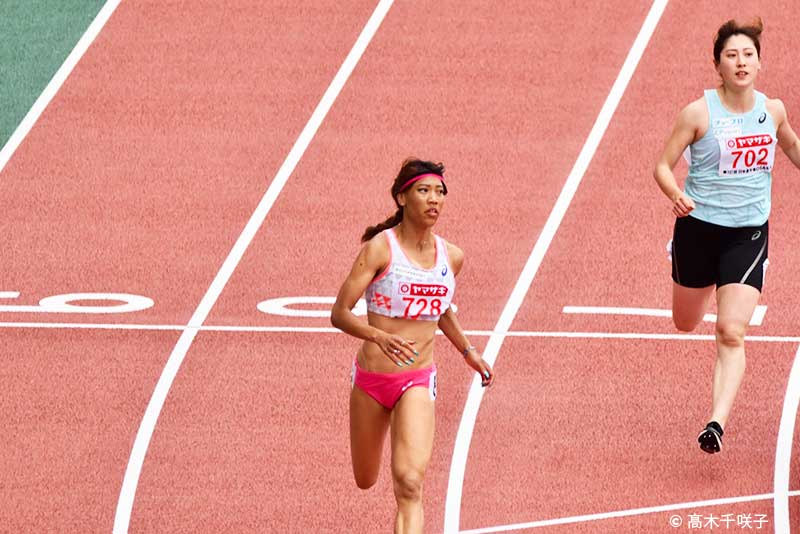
[392,469,424,502]
[353,469,379,490]
[673,313,702,332]
[715,319,746,347]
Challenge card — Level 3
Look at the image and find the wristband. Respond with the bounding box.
[462,345,476,357]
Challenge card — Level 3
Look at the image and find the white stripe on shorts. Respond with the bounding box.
[740,241,767,284]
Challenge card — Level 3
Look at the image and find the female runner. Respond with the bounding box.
[654,17,800,453]
[331,158,494,532]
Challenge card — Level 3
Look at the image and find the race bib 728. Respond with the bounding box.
[398,283,448,319]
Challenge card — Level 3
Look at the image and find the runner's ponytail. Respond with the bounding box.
[361,208,403,242]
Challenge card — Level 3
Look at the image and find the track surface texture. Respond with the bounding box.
[1,1,798,533]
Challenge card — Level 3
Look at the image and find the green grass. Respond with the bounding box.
[0,0,107,149]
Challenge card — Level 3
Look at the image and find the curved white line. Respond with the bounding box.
[442,1,669,531]
[774,344,800,533]
[462,491,784,533]
[111,2,395,531]
[460,491,800,534]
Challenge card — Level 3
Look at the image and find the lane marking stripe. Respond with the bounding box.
[459,491,800,533]
[563,305,768,326]
[112,2,395,532]
[443,2,669,531]
[0,0,122,173]
[1,321,800,343]
[773,344,800,533]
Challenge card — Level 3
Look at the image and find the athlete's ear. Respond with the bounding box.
[396,191,407,207]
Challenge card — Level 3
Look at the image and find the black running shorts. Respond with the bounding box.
[671,215,769,292]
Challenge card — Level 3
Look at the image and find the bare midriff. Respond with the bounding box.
[356,312,439,373]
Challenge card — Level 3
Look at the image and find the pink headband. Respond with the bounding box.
[399,173,445,192]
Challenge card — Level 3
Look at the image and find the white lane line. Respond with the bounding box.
[0,321,185,331]
[459,491,800,533]
[751,304,768,326]
[442,2,669,532]
[111,2,395,532]
[563,305,768,326]
[773,344,800,533]
[2,321,800,343]
[0,0,122,173]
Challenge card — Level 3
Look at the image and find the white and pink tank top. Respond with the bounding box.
[365,228,455,321]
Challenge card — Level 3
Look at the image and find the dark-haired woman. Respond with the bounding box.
[654,17,800,454]
[331,158,494,533]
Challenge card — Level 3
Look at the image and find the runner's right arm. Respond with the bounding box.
[654,99,704,217]
[331,238,416,366]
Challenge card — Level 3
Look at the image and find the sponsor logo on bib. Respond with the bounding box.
[726,134,773,149]
[409,284,448,297]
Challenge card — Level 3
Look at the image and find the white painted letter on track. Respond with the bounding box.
[0,291,154,314]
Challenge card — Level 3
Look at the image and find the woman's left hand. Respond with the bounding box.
[464,350,494,387]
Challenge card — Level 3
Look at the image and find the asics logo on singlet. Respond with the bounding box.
[441,265,448,277]
[751,231,761,241]
[758,112,767,124]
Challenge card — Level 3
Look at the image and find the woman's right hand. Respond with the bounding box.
[671,191,695,218]
[373,331,418,367]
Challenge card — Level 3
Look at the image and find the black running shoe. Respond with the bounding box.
[698,421,724,454]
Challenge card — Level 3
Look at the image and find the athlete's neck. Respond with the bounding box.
[717,85,756,114]
[394,222,434,252]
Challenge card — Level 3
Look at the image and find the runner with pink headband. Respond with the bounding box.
[398,172,446,193]
[331,157,492,533]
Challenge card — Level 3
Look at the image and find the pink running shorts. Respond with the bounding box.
[351,358,437,410]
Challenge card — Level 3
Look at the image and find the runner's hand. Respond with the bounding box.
[374,332,417,367]
[464,349,494,387]
[671,192,695,217]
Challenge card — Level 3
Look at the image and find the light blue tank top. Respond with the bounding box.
[685,89,777,227]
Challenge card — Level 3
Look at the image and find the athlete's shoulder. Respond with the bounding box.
[679,96,709,126]
[360,230,391,267]
[765,97,788,123]
[671,96,709,143]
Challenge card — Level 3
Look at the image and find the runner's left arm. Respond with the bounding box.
[773,99,800,169]
[438,307,494,387]
[437,242,494,387]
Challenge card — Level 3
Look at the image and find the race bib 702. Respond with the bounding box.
[717,134,776,176]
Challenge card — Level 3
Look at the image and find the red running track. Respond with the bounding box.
[1,1,377,532]
[1,1,799,533]
[460,0,800,532]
